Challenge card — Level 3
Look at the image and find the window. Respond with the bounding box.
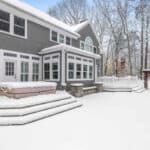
[0,10,10,32]
[89,66,93,79]
[52,63,58,79]
[66,37,71,45]
[85,37,93,52]
[21,62,29,81]
[52,31,58,42]
[83,65,88,79]
[20,55,29,59]
[68,63,74,79]
[80,41,84,50]
[59,34,65,43]
[5,62,14,76]
[44,63,50,80]
[67,54,94,80]
[76,64,81,79]
[32,63,39,81]
[14,16,25,36]
[93,47,97,54]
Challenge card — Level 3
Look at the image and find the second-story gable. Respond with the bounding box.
[72,21,100,54]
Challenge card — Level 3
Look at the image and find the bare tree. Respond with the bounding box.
[48,0,88,25]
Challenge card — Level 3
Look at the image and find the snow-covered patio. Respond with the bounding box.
[0,91,150,150]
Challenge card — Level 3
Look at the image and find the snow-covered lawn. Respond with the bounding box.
[1,91,150,150]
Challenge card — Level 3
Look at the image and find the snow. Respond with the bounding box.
[71,20,89,32]
[83,86,97,90]
[40,44,101,58]
[0,81,57,89]
[0,91,69,108]
[71,83,84,86]
[2,0,79,37]
[0,91,150,149]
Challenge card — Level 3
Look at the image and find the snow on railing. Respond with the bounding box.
[98,76,139,88]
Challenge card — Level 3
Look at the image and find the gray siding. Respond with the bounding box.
[72,24,100,54]
[0,20,57,54]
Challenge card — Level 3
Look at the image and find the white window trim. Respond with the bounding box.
[0,49,41,82]
[50,30,72,46]
[67,54,94,81]
[43,53,60,82]
[0,10,28,39]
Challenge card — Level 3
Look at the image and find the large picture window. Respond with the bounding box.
[14,16,25,36]
[0,10,10,32]
[21,62,29,81]
[32,63,39,81]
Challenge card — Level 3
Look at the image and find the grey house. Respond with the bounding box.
[0,0,102,89]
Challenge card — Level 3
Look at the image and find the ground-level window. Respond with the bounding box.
[67,54,94,80]
[83,65,88,79]
[5,62,14,76]
[89,66,93,79]
[68,63,74,79]
[21,62,29,81]
[0,10,10,32]
[44,63,50,80]
[76,64,81,79]
[32,63,39,81]
[52,63,58,79]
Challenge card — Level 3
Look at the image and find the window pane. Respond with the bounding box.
[52,31,58,42]
[59,34,64,43]
[66,37,71,45]
[14,26,25,36]
[69,72,74,79]
[0,21,9,32]
[52,63,58,70]
[5,62,14,76]
[77,64,81,71]
[14,16,25,27]
[44,63,50,80]
[69,63,74,70]
[53,72,58,79]
[0,10,10,21]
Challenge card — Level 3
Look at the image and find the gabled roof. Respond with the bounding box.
[71,20,90,32]
[39,44,100,59]
[1,0,80,38]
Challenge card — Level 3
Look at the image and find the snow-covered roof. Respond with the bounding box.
[71,20,90,32]
[1,0,80,38]
[40,44,101,59]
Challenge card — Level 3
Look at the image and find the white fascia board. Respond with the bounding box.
[1,0,80,39]
[39,45,101,59]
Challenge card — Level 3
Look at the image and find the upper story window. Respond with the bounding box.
[0,10,10,32]
[52,31,58,42]
[59,34,65,43]
[14,16,25,36]
[85,36,93,52]
[66,37,71,45]
[80,36,97,54]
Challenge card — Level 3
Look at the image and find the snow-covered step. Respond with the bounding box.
[0,97,77,117]
[0,91,71,109]
[0,101,82,126]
